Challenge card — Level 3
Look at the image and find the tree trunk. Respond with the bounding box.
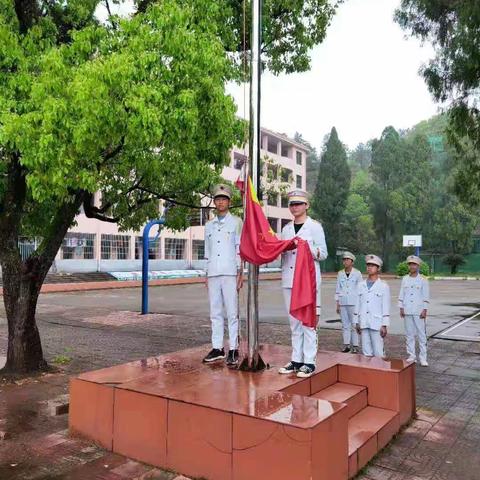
[2,260,47,373]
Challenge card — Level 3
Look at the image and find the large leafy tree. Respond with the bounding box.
[369,127,432,269]
[0,0,340,374]
[311,127,351,255]
[395,1,480,206]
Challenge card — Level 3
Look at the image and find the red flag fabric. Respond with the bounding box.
[239,178,317,327]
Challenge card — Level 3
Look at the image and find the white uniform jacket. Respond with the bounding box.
[353,279,390,330]
[398,274,430,315]
[204,212,242,277]
[280,217,328,289]
[335,268,363,306]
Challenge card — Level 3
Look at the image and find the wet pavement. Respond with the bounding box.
[0,279,479,479]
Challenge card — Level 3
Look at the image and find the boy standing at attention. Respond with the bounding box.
[354,255,390,358]
[398,255,430,366]
[335,252,362,353]
[203,184,243,366]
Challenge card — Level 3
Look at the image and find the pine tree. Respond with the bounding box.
[312,127,351,255]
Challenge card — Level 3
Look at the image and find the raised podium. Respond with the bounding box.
[69,345,415,480]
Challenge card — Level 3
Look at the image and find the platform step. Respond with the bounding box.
[311,382,367,419]
[348,406,400,478]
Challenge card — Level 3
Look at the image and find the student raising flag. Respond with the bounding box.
[239,177,317,328]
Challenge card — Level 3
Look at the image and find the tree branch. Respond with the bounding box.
[14,0,42,34]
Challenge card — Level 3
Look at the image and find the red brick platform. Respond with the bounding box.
[69,345,415,480]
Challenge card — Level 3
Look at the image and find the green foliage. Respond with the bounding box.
[442,253,466,275]
[311,127,351,254]
[395,1,480,206]
[369,127,433,269]
[396,261,430,277]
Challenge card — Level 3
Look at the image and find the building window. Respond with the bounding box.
[61,233,95,260]
[296,151,303,165]
[281,219,290,230]
[135,237,161,259]
[281,194,289,208]
[268,217,278,233]
[190,207,211,226]
[281,144,291,158]
[192,240,205,260]
[281,168,292,183]
[18,237,41,261]
[267,137,278,154]
[296,175,302,188]
[233,151,247,170]
[101,234,130,260]
[164,238,186,260]
[267,192,278,206]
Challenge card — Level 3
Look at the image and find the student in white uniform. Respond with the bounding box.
[398,255,430,366]
[203,184,243,366]
[278,189,328,378]
[353,255,390,358]
[335,252,362,353]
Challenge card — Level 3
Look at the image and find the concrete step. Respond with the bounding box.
[347,406,399,478]
[311,382,367,419]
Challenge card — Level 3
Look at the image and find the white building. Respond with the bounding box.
[49,129,308,272]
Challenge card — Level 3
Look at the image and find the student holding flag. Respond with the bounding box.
[239,179,320,375]
[278,189,328,378]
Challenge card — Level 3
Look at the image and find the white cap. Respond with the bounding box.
[212,184,232,199]
[406,255,422,265]
[365,254,383,268]
[287,189,309,204]
[342,251,356,261]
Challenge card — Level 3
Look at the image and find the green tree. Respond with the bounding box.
[339,171,378,255]
[348,142,372,172]
[370,127,432,269]
[395,1,480,203]
[0,1,340,374]
[311,127,351,254]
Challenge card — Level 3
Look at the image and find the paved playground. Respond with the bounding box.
[0,278,479,479]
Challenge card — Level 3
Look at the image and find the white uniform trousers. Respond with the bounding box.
[340,305,359,346]
[283,288,317,365]
[361,328,384,358]
[208,275,238,350]
[404,315,427,363]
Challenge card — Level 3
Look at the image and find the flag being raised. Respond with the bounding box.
[239,178,317,328]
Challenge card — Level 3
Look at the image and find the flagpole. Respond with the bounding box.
[244,0,265,371]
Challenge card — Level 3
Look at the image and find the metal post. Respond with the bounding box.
[141,219,166,315]
[244,0,265,371]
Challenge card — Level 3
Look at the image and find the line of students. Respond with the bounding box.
[335,252,429,366]
[201,184,430,378]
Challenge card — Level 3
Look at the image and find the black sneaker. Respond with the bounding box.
[226,349,239,366]
[297,364,315,378]
[351,346,359,354]
[342,346,351,353]
[278,361,301,374]
[203,348,225,363]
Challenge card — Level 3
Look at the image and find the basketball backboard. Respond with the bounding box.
[403,235,422,247]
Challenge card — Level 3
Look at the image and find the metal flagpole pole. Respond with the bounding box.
[245,0,265,371]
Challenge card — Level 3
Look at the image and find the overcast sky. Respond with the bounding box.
[98,0,440,151]
[228,0,440,150]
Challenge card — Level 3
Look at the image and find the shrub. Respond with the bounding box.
[442,254,466,274]
[396,261,430,277]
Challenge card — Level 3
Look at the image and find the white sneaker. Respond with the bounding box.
[407,356,416,363]
[420,360,429,367]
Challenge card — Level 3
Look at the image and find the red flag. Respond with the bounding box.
[239,178,317,327]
